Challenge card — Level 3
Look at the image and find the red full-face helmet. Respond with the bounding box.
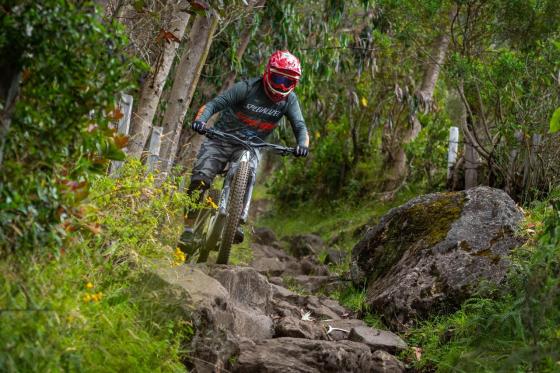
[263,50,301,102]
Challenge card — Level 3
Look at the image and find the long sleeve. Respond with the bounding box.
[286,94,309,147]
[194,80,250,122]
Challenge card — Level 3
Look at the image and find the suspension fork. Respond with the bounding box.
[240,171,256,224]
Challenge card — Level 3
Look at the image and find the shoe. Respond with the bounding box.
[177,227,195,253]
[233,226,244,244]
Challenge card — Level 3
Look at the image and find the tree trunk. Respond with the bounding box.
[220,17,257,89]
[0,71,22,168]
[464,140,479,189]
[127,4,191,158]
[381,17,452,193]
[157,14,218,175]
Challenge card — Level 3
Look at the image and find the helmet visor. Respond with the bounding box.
[270,72,296,92]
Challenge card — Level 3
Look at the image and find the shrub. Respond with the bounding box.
[0,1,141,254]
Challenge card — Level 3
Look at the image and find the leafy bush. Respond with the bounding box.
[0,161,194,372]
[0,1,141,254]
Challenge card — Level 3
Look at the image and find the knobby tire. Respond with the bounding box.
[216,160,249,264]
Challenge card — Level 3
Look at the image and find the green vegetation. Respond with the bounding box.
[259,186,419,242]
[0,161,193,371]
[0,0,143,254]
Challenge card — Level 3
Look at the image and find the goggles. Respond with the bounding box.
[270,72,296,92]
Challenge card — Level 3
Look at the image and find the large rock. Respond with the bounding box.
[142,262,275,372]
[209,266,274,340]
[351,186,525,330]
[233,337,400,373]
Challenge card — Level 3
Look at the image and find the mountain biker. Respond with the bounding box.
[178,50,309,251]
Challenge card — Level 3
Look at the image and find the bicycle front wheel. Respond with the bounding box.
[216,160,249,264]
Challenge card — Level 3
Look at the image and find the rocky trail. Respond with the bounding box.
[146,231,407,373]
[143,186,524,372]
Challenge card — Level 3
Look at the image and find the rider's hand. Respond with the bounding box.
[294,145,309,157]
[191,120,206,134]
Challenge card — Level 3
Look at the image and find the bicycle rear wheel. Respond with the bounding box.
[216,160,249,264]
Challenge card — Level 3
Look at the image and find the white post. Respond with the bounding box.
[110,93,134,175]
[447,126,459,179]
[146,126,163,174]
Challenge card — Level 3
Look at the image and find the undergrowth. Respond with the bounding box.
[0,161,195,372]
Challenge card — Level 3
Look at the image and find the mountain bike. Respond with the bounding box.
[182,128,295,265]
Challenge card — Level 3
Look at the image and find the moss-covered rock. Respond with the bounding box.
[351,187,525,331]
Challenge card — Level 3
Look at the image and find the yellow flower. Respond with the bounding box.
[360,97,368,107]
[206,196,218,209]
[82,293,92,303]
[85,282,94,289]
[173,247,186,266]
[91,292,103,302]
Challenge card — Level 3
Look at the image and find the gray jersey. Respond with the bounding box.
[195,77,309,146]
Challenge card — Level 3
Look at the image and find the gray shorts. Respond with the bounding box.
[191,138,260,186]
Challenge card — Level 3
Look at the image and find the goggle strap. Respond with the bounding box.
[269,67,300,80]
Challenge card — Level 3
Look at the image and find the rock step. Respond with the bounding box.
[233,337,405,373]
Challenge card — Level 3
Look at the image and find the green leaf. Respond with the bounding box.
[550,107,560,134]
[133,0,145,12]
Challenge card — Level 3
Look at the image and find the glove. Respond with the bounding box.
[191,120,206,134]
[294,145,309,157]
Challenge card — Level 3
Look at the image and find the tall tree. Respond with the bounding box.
[381,6,455,193]
[127,2,191,158]
[157,12,218,175]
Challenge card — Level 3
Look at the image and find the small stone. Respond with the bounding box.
[275,316,327,340]
[320,319,368,341]
[287,234,325,257]
[348,326,408,354]
[252,227,278,245]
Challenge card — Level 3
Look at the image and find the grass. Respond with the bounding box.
[0,161,195,372]
[257,185,420,259]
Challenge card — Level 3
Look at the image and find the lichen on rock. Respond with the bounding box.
[356,191,466,282]
[351,186,525,330]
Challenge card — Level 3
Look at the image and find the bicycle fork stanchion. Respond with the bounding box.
[241,169,256,224]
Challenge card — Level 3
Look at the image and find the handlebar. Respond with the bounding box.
[201,128,296,156]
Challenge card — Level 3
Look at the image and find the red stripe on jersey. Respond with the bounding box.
[235,111,276,131]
